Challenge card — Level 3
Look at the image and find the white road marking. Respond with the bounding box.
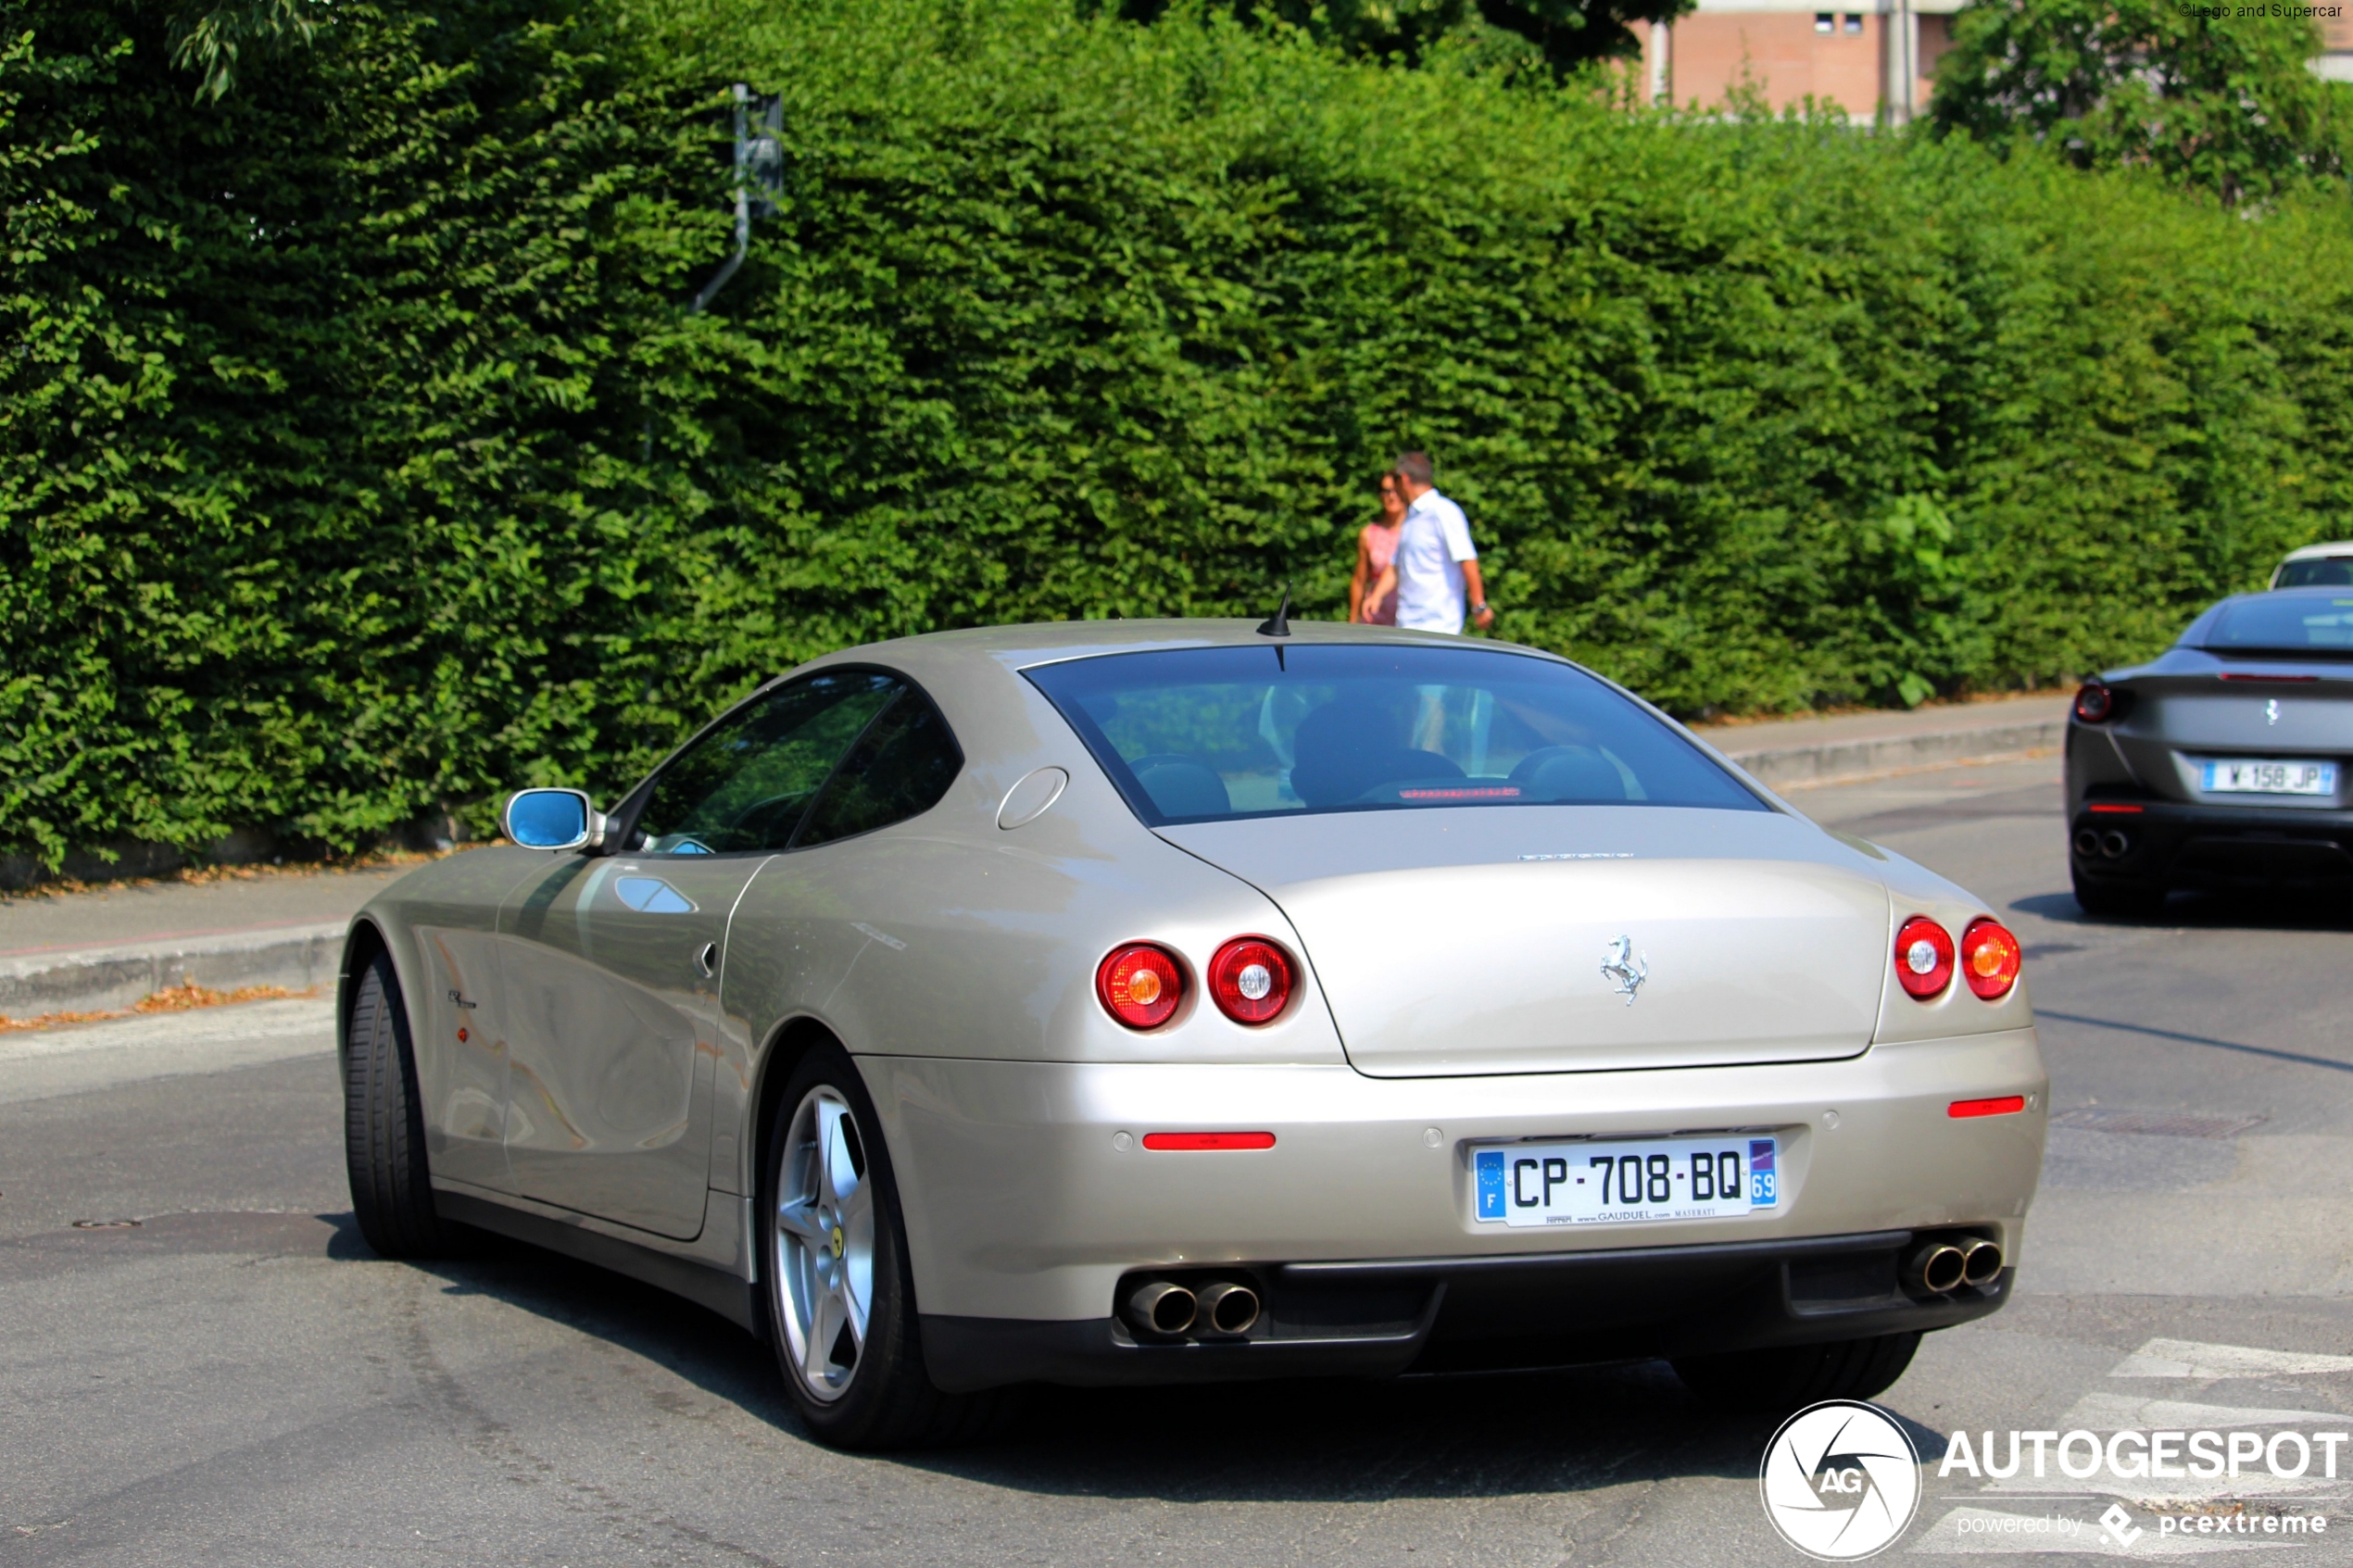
[1913,1506,2287,1554]
[2112,1339,2353,1380]
[0,998,335,1105]
[2058,1393,2351,1433]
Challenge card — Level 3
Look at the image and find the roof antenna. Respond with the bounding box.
[1255,583,1291,638]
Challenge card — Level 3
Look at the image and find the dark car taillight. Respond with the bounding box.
[2072,681,2115,723]
[1895,916,1954,999]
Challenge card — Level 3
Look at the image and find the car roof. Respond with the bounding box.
[2279,541,2353,563]
[796,618,1574,678]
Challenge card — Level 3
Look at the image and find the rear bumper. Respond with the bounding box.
[858,1029,2045,1375]
[922,1231,2010,1392]
[2070,800,2353,887]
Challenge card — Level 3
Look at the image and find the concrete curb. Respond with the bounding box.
[0,922,346,1018]
[1715,718,2066,789]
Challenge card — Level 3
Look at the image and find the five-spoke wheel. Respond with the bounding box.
[773,1086,875,1402]
[759,1041,1014,1449]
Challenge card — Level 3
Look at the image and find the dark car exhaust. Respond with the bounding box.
[2075,825,2133,859]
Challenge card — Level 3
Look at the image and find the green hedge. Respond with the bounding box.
[7,0,2353,866]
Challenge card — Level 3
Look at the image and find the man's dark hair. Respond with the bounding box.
[1392,451,1434,486]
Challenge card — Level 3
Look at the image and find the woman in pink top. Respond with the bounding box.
[1348,472,1408,624]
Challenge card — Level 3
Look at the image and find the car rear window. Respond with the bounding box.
[1024,644,1767,825]
[2201,595,2353,655]
[2275,558,2353,588]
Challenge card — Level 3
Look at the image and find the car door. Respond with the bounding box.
[396,851,550,1190]
[497,670,904,1239]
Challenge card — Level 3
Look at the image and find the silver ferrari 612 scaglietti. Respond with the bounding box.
[340,620,2046,1448]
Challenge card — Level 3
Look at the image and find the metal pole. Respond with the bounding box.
[690,84,751,315]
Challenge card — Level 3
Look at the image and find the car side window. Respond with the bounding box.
[632,672,901,854]
[794,690,964,848]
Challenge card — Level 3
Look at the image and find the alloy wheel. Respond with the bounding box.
[774,1085,875,1402]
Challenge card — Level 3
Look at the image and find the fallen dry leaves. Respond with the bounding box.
[0,980,325,1034]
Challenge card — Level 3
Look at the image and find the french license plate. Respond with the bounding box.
[1473,1135,1780,1227]
[2201,759,2337,796]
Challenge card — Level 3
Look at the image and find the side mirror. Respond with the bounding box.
[502,788,606,851]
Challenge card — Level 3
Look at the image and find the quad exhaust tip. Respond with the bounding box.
[1126,1277,1260,1337]
[1129,1280,1197,1336]
[1196,1280,1261,1336]
[1904,1235,2004,1297]
[1960,1237,2004,1288]
[1905,1240,1968,1297]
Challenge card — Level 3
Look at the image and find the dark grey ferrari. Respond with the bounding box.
[2068,584,2353,917]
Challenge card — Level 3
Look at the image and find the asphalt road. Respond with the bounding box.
[6,755,2350,1566]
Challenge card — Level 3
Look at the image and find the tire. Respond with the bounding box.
[2071,868,2168,920]
[1672,1332,1921,1414]
[344,946,451,1258]
[760,1042,1016,1449]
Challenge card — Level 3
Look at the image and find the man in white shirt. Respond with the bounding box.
[1385,451,1492,633]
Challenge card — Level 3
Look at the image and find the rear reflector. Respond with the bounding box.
[1949,1096,2027,1119]
[1141,1131,1277,1151]
[2086,803,2144,814]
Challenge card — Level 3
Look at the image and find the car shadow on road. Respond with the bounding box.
[2011,888,2353,934]
[395,1230,1949,1503]
[918,1371,1949,1503]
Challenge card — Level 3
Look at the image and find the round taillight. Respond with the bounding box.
[1208,936,1294,1024]
[1097,943,1184,1029]
[1894,916,1954,999]
[2072,681,2114,723]
[1960,917,2022,1000]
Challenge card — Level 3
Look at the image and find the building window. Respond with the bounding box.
[1815,11,1835,30]
[1843,12,1863,31]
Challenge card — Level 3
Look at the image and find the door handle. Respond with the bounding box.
[694,942,718,979]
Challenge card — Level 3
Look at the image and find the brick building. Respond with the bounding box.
[1639,0,2353,120]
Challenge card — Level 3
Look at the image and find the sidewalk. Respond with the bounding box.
[0,866,412,1019]
[0,692,2070,1022]
[1693,692,2070,790]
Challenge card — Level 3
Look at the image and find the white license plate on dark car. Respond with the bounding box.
[1473,1135,1780,1227]
[2201,759,2336,795]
